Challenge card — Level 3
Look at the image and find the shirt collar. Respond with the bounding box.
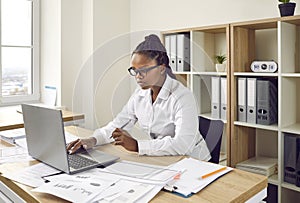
[138,75,173,101]
[157,75,173,100]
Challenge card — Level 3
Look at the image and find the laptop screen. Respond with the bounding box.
[22,104,119,174]
[22,104,71,173]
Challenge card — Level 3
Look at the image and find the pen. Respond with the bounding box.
[119,119,132,129]
[110,119,132,139]
[199,166,227,180]
[41,171,63,183]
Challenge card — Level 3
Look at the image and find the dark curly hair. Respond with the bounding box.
[132,34,176,79]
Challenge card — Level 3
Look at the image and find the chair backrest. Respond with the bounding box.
[198,116,224,164]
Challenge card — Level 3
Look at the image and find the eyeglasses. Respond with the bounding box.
[128,65,160,77]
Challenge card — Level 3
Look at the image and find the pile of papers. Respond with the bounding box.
[0,146,33,164]
[164,158,232,197]
[4,158,233,202]
[0,128,26,145]
[35,169,162,203]
[6,161,180,203]
[236,156,278,177]
[3,163,61,188]
[0,128,32,164]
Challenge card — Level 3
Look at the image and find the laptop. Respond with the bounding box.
[21,104,119,174]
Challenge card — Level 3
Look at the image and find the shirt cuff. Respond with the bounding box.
[92,129,114,145]
[137,140,152,155]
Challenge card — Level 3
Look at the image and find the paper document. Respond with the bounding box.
[0,128,26,144]
[33,173,116,203]
[0,146,33,164]
[42,86,57,106]
[37,168,164,203]
[103,160,180,184]
[14,138,27,149]
[165,158,232,197]
[93,179,156,203]
[236,156,278,177]
[3,163,61,188]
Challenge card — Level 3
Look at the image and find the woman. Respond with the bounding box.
[67,34,211,161]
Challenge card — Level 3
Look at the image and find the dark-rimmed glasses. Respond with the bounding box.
[128,65,160,77]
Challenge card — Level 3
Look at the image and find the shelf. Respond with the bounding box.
[192,71,227,76]
[234,121,278,131]
[234,72,279,77]
[163,15,300,203]
[281,73,300,77]
[281,123,300,134]
[268,174,279,186]
[281,182,300,193]
[219,152,227,162]
[173,71,192,75]
[219,152,227,166]
[200,113,227,123]
[231,17,278,29]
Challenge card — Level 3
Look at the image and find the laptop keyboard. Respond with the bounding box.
[68,154,98,169]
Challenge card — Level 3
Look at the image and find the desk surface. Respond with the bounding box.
[0,126,268,203]
[0,105,84,131]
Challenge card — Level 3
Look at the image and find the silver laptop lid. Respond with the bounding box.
[22,104,119,174]
[22,104,71,173]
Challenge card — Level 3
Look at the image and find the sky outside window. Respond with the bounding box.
[1,0,32,96]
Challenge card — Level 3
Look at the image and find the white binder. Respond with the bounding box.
[238,77,247,122]
[164,35,171,65]
[220,77,227,120]
[211,77,220,119]
[247,78,257,123]
[176,34,190,72]
[170,35,177,71]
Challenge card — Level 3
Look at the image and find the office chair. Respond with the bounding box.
[198,116,224,164]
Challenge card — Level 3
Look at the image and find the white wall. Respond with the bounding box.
[61,0,96,129]
[92,0,131,128]
[41,0,300,129]
[61,0,84,110]
[130,0,300,31]
[41,0,131,129]
[40,0,61,106]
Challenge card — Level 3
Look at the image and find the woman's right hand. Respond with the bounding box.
[66,137,97,154]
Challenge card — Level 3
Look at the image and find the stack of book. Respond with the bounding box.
[236,156,278,177]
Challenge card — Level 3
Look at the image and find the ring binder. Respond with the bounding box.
[237,77,247,122]
[284,133,298,184]
[211,77,220,119]
[246,78,257,124]
[220,77,227,120]
[176,34,190,72]
[170,35,177,71]
[256,78,278,125]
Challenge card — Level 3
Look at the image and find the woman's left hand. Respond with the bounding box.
[111,128,138,152]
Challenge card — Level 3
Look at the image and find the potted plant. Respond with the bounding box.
[215,54,227,72]
[278,0,296,17]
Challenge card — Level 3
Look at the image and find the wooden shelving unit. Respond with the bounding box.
[230,16,300,202]
[162,24,231,167]
[162,15,300,202]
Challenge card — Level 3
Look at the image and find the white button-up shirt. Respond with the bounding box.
[92,75,211,161]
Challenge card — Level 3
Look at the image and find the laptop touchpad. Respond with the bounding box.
[85,150,118,166]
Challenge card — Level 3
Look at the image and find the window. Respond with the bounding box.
[0,0,39,104]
